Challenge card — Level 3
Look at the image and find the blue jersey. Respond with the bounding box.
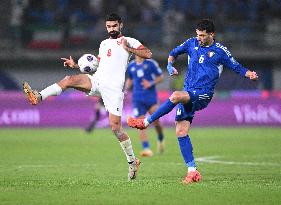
[127,59,163,103]
[169,37,248,92]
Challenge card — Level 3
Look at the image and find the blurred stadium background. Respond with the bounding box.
[0,0,280,127]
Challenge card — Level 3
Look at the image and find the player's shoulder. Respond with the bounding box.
[122,36,139,44]
[145,59,161,70]
[213,41,232,57]
[178,37,197,48]
[128,59,136,68]
[123,36,137,41]
[145,59,159,66]
[99,39,110,46]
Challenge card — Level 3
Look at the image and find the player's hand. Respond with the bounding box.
[60,56,76,68]
[246,71,258,81]
[121,38,129,50]
[167,62,178,76]
[141,79,154,89]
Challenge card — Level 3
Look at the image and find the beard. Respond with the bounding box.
[108,31,120,39]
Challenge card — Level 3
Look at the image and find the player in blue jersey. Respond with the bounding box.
[125,54,165,157]
[85,97,105,133]
[127,19,258,184]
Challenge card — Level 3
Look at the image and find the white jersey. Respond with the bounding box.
[95,36,142,90]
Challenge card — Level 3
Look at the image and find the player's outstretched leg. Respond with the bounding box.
[23,82,42,105]
[127,99,177,129]
[127,117,148,130]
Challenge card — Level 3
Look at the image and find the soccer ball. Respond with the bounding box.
[78,54,99,73]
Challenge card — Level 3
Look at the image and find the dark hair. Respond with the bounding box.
[105,13,122,23]
[196,19,215,33]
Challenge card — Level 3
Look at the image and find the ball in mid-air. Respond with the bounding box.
[78,54,99,73]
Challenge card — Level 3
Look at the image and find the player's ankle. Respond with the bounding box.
[144,118,150,127]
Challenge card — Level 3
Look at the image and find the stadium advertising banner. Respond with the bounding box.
[0,92,280,128]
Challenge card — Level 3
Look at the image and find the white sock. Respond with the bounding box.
[188,167,197,172]
[39,83,62,100]
[144,118,150,127]
[120,138,136,163]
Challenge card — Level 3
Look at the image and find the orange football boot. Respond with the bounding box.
[23,82,41,105]
[127,117,147,130]
[182,170,202,185]
[140,149,153,157]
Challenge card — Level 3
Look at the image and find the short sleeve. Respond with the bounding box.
[125,37,142,49]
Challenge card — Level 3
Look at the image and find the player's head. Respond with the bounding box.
[196,19,215,46]
[105,13,123,39]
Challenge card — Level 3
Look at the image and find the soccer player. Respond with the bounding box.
[85,97,105,133]
[125,55,165,157]
[127,19,258,184]
[23,13,152,181]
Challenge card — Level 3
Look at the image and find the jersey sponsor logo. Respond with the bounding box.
[137,69,144,78]
[194,47,198,50]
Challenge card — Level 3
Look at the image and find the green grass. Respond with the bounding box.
[0,127,280,205]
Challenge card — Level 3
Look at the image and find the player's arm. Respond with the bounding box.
[122,39,152,59]
[222,52,258,81]
[167,55,178,76]
[166,39,191,76]
[142,74,164,89]
[61,56,79,69]
[125,78,133,91]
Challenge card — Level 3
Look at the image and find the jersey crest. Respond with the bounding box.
[208,51,215,57]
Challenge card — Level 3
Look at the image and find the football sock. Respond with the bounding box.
[40,83,62,100]
[120,138,136,163]
[142,141,150,150]
[178,135,196,171]
[146,99,176,124]
[158,133,164,142]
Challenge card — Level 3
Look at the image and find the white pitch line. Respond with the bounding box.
[196,156,281,167]
[0,156,280,172]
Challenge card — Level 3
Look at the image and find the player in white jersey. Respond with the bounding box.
[22,13,152,181]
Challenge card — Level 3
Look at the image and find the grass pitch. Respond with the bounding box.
[0,127,280,205]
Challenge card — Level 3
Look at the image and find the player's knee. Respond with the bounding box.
[175,127,188,137]
[169,91,182,103]
[110,121,120,132]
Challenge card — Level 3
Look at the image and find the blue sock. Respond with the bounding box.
[158,133,164,142]
[142,141,150,149]
[177,135,196,168]
[147,99,176,124]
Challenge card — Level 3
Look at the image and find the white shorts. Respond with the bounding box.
[86,74,124,116]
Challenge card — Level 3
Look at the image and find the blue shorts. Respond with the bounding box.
[175,88,213,123]
[132,98,157,117]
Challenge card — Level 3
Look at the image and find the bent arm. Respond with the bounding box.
[126,46,152,59]
[154,74,164,84]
